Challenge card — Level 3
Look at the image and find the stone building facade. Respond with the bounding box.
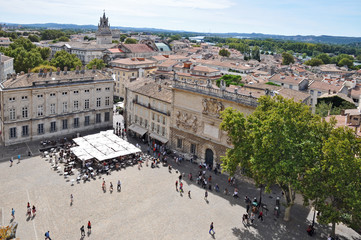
[0,68,113,146]
[170,80,257,167]
[0,53,14,82]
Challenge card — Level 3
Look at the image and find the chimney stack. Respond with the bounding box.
[27,68,31,77]
[56,67,60,75]
[43,68,47,77]
[64,66,68,75]
[38,68,43,77]
[75,66,80,74]
[81,65,85,74]
[92,65,96,73]
[49,68,52,76]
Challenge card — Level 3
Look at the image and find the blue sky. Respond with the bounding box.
[1,0,360,37]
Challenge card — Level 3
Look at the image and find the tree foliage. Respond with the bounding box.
[282,52,295,65]
[41,29,66,40]
[86,58,105,70]
[50,50,82,70]
[305,58,324,66]
[220,96,361,236]
[28,34,40,42]
[31,64,57,73]
[216,74,242,87]
[124,38,137,44]
[219,48,230,57]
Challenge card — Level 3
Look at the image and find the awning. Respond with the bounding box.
[128,124,148,136]
[149,133,168,143]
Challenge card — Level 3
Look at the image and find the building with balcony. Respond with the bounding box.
[0,67,113,146]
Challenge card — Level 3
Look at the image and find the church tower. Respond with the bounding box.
[96,11,112,45]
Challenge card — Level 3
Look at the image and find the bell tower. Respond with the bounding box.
[96,11,112,45]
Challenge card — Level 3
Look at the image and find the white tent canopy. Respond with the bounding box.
[71,130,141,162]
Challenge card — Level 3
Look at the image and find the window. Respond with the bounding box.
[62,119,68,129]
[84,116,90,126]
[152,113,155,121]
[85,89,90,93]
[84,99,89,109]
[96,88,101,92]
[177,138,183,149]
[162,126,165,136]
[37,105,44,116]
[50,93,56,97]
[22,96,28,100]
[105,112,110,122]
[151,122,155,131]
[162,116,166,125]
[74,118,79,128]
[135,115,138,123]
[190,143,196,154]
[96,113,101,123]
[50,121,56,132]
[10,127,17,138]
[9,108,16,120]
[145,119,148,128]
[62,102,68,113]
[9,97,16,101]
[310,98,313,105]
[157,124,160,134]
[140,117,143,126]
[50,104,56,115]
[105,97,110,106]
[317,91,322,96]
[22,107,28,118]
[310,90,314,95]
[105,87,110,91]
[62,92,68,96]
[157,115,160,123]
[73,101,79,110]
[96,98,101,107]
[289,85,293,89]
[37,94,43,98]
[38,123,44,134]
[22,125,29,137]
[73,90,79,94]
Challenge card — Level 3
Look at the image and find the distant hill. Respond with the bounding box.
[2,22,361,45]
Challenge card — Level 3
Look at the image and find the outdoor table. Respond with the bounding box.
[252,201,258,207]
[88,167,94,171]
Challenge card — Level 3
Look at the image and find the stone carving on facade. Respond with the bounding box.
[202,98,224,117]
[175,111,198,132]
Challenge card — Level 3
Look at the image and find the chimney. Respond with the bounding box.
[92,65,96,73]
[20,71,24,75]
[64,66,68,75]
[75,66,80,74]
[56,67,60,75]
[328,89,331,94]
[49,68,52,76]
[38,68,43,77]
[43,68,47,77]
[81,65,85,74]
[158,85,162,92]
[27,68,31,77]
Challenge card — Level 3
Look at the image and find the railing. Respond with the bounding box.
[172,80,258,107]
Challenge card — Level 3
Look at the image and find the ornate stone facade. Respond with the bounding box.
[96,12,112,45]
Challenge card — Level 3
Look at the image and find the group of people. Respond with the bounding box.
[26,202,36,218]
[101,179,121,193]
[9,155,21,167]
[80,221,92,237]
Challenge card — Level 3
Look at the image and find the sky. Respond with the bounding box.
[1,0,361,37]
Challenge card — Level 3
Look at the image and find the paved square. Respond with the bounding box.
[0,155,359,240]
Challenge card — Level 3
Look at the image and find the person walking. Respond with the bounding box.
[44,231,51,240]
[204,190,208,200]
[258,210,264,222]
[117,180,121,192]
[11,208,15,219]
[175,180,178,191]
[110,182,113,193]
[80,225,85,237]
[209,222,215,235]
[70,194,73,205]
[87,221,91,234]
[250,212,255,224]
[188,190,191,198]
[32,205,36,217]
[10,158,13,167]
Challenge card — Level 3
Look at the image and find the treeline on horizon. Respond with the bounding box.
[205,37,361,57]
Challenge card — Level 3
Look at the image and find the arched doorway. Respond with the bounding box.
[205,149,214,167]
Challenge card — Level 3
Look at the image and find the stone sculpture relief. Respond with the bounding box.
[202,98,224,117]
[175,111,198,132]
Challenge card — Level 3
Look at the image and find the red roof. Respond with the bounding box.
[107,48,123,53]
[124,44,154,53]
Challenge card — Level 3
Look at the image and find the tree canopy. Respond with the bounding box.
[86,58,105,70]
[216,74,242,87]
[219,48,230,57]
[220,95,361,237]
[124,38,137,44]
[50,50,82,70]
[282,52,295,65]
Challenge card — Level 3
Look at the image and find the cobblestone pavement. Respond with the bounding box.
[0,151,360,240]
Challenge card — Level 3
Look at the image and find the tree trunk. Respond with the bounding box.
[331,222,336,238]
[284,205,292,221]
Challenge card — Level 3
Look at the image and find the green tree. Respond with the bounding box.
[338,58,353,68]
[356,55,361,61]
[216,74,242,87]
[302,126,361,238]
[124,38,137,44]
[31,64,57,73]
[315,101,332,117]
[41,29,66,40]
[282,52,295,65]
[315,53,331,64]
[220,95,320,221]
[219,48,230,57]
[120,34,127,42]
[86,58,105,70]
[302,53,307,59]
[50,50,82,70]
[28,34,40,42]
[38,47,51,60]
[251,46,261,61]
[305,58,324,66]
[13,49,43,73]
[57,36,70,42]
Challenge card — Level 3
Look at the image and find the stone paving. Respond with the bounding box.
[0,151,360,240]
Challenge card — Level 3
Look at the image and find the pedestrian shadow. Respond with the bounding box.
[87,231,91,237]
[210,232,215,239]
